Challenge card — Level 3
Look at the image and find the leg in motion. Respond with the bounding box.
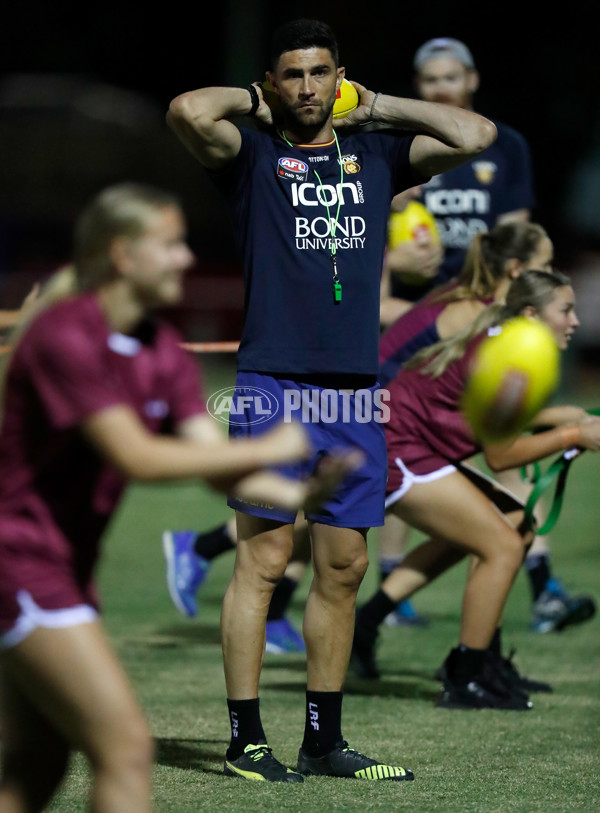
[1,621,155,812]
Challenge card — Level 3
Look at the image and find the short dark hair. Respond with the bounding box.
[270,18,339,69]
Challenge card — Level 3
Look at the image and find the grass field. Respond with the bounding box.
[48,359,600,812]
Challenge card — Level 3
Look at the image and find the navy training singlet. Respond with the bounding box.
[210,126,424,377]
[409,120,535,288]
[390,119,536,302]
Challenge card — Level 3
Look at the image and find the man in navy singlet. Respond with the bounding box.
[166,18,497,784]
[214,125,417,376]
[389,38,535,304]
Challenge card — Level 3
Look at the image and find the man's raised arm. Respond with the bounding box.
[167,86,263,170]
[337,82,497,179]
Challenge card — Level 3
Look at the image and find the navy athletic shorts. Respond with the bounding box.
[225,371,387,527]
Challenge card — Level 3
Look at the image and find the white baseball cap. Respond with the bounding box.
[413,38,475,70]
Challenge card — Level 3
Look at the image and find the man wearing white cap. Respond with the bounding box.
[376,36,536,629]
[410,37,535,289]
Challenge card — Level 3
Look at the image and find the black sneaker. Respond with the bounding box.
[297,741,414,781]
[492,649,553,694]
[437,672,533,711]
[350,621,380,679]
[224,744,304,782]
[435,649,552,694]
[434,649,515,694]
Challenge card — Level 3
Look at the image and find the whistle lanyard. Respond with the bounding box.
[282,129,344,303]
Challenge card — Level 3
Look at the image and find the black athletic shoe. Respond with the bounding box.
[436,646,532,710]
[297,741,414,781]
[437,670,533,711]
[435,649,552,694]
[350,622,380,679]
[493,649,553,694]
[224,744,304,782]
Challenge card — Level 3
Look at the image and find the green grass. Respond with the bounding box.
[48,360,600,811]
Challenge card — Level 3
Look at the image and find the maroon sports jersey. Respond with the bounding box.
[379,282,494,387]
[0,292,206,623]
[384,331,485,488]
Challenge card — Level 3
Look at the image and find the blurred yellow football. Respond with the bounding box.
[388,201,440,248]
[387,201,440,284]
[461,317,560,442]
[261,78,359,120]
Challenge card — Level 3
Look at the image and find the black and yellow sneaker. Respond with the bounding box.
[297,741,414,781]
[224,744,304,783]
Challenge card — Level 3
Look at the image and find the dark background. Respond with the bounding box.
[2,1,600,350]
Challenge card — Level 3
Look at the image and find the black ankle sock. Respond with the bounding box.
[267,576,298,621]
[448,645,487,684]
[356,589,396,631]
[525,553,552,601]
[226,698,266,759]
[301,691,343,757]
[194,523,235,561]
[489,627,502,657]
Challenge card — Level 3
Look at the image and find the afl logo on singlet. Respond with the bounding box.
[278,157,309,182]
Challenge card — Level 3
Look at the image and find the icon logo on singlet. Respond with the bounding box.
[206,386,280,425]
[278,157,309,182]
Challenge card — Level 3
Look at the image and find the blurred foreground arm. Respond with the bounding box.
[82,407,361,514]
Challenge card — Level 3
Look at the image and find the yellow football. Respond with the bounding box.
[388,201,440,247]
[461,317,560,443]
[332,78,360,119]
[387,201,440,285]
[261,78,359,120]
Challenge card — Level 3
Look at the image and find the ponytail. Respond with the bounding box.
[406,269,571,379]
[405,302,504,377]
[432,222,550,305]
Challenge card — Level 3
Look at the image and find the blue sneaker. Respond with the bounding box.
[384,599,430,628]
[531,578,596,633]
[265,617,306,654]
[162,530,210,617]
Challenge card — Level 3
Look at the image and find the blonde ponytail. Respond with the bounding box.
[0,265,78,408]
[432,222,550,305]
[405,303,504,377]
[404,269,571,379]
